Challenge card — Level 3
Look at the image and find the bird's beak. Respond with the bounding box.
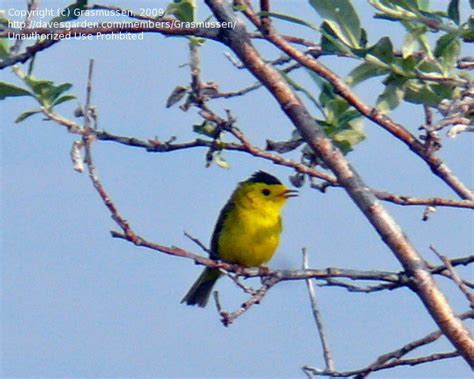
[281,189,299,198]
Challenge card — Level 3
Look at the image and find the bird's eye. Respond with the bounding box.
[261,188,271,196]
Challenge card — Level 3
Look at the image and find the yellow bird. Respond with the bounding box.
[181,171,297,307]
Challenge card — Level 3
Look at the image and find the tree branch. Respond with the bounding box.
[37,106,474,211]
[205,0,473,365]
[303,351,460,378]
[214,275,280,326]
[236,2,473,201]
[303,249,336,371]
[353,310,474,378]
[430,246,474,308]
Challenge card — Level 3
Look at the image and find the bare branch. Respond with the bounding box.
[317,278,399,293]
[215,275,280,327]
[371,190,474,209]
[355,310,474,378]
[11,0,38,54]
[430,246,474,308]
[303,249,335,371]
[219,270,258,296]
[84,59,94,129]
[41,108,83,134]
[0,39,60,70]
[183,232,211,255]
[303,351,460,378]
[37,106,474,211]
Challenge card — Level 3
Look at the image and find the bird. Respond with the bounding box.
[181,170,297,307]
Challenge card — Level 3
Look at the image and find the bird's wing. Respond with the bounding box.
[210,196,236,260]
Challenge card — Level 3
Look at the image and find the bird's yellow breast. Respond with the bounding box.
[216,204,282,267]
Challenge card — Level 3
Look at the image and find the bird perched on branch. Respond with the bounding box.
[181,171,297,307]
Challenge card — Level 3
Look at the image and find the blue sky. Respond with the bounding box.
[1,0,473,377]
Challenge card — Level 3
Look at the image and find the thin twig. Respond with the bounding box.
[216,275,280,327]
[216,62,301,99]
[259,0,271,33]
[183,231,211,255]
[11,0,38,54]
[84,141,135,239]
[303,351,460,377]
[303,248,335,371]
[219,269,258,296]
[354,310,474,378]
[84,59,94,130]
[430,246,474,308]
[0,39,59,70]
[318,279,399,293]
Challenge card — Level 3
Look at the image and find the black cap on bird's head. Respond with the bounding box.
[247,171,282,185]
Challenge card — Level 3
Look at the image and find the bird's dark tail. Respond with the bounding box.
[181,267,221,307]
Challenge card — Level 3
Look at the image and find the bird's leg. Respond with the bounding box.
[231,263,245,275]
[258,265,271,284]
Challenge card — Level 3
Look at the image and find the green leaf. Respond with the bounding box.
[304,69,338,109]
[367,37,395,65]
[332,122,365,153]
[24,77,54,95]
[434,32,461,74]
[166,0,195,22]
[447,0,460,25]
[359,28,368,48]
[0,10,10,27]
[393,0,422,14]
[53,94,76,106]
[309,0,361,48]
[347,62,389,86]
[189,36,205,46]
[259,11,318,30]
[321,114,365,154]
[0,39,10,60]
[403,81,435,105]
[416,0,431,12]
[369,0,419,19]
[376,76,406,113]
[280,71,322,112]
[463,28,474,43]
[404,81,454,106]
[46,83,73,100]
[24,77,74,107]
[193,121,217,138]
[15,109,41,123]
[214,153,230,169]
[233,4,247,12]
[0,82,33,100]
[402,31,417,58]
[416,59,443,75]
[398,55,418,75]
[320,21,352,54]
[338,109,362,127]
[324,99,349,124]
[49,0,88,25]
[416,32,434,60]
[401,21,434,60]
